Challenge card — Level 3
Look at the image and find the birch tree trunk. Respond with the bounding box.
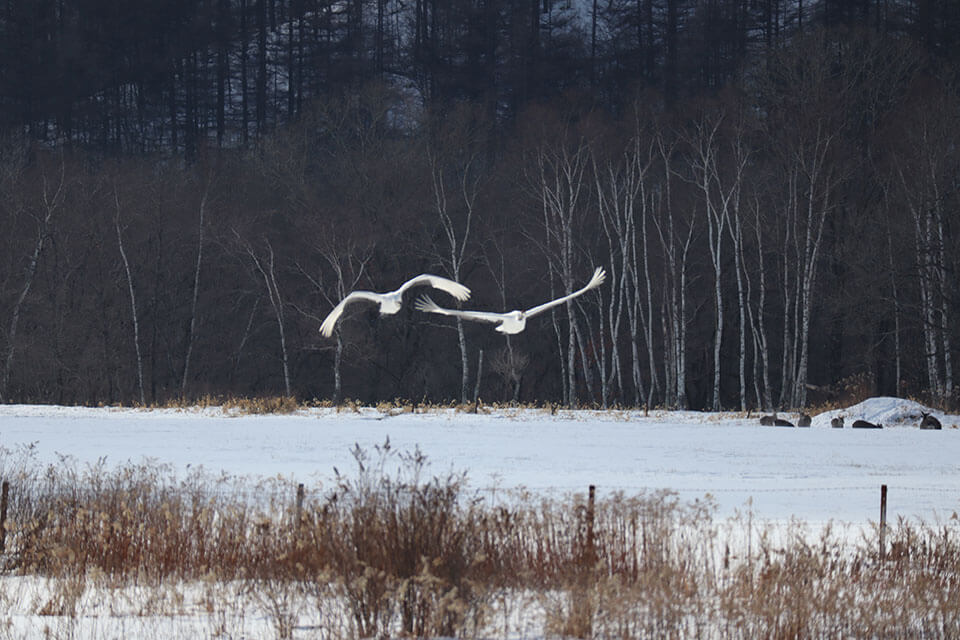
[749,196,773,410]
[729,193,748,411]
[231,297,260,388]
[654,136,696,409]
[115,188,146,406]
[885,217,902,397]
[791,126,836,408]
[640,195,660,407]
[302,237,372,404]
[685,113,727,410]
[483,239,528,404]
[181,186,209,399]
[430,150,478,404]
[1,161,63,401]
[895,139,954,402]
[760,38,850,410]
[594,163,624,406]
[777,180,795,408]
[654,134,692,409]
[245,240,291,397]
[721,121,751,411]
[593,137,651,406]
[533,135,590,407]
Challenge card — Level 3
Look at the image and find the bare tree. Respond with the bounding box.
[530,130,592,407]
[181,180,211,399]
[747,194,774,410]
[114,186,146,406]
[241,237,293,397]
[724,122,752,412]
[592,120,658,406]
[490,346,529,404]
[653,131,695,409]
[1,149,62,402]
[759,35,850,409]
[684,109,727,410]
[482,231,527,404]
[890,94,956,403]
[593,150,632,406]
[428,145,480,404]
[684,104,750,410]
[301,235,373,404]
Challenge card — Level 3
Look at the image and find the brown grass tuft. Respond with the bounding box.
[1,442,958,637]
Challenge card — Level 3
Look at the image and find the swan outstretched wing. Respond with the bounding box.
[398,274,471,301]
[415,295,506,325]
[319,290,383,337]
[524,267,607,319]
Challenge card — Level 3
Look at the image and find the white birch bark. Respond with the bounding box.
[299,237,372,403]
[483,239,527,403]
[722,122,751,411]
[594,163,624,406]
[885,219,902,396]
[593,137,652,406]
[429,151,478,404]
[749,196,773,410]
[686,112,748,410]
[896,148,952,401]
[1,162,63,401]
[245,239,291,397]
[777,169,797,408]
[653,134,692,409]
[114,188,146,406]
[534,136,590,407]
[729,191,747,411]
[729,196,748,411]
[928,148,953,399]
[232,296,260,386]
[181,186,209,398]
[792,125,836,408]
[640,196,660,407]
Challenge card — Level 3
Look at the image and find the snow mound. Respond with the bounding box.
[812,396,949,429]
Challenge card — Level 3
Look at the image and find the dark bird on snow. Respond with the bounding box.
[919,411,942,430]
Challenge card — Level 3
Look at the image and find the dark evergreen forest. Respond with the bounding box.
[1,0,958,409]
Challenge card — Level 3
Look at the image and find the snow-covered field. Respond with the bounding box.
[0,396,958,639]
[1,396,957,524]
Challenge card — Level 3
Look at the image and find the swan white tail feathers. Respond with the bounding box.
[414,294,443,314]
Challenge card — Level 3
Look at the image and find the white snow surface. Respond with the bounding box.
[1,396,958,524]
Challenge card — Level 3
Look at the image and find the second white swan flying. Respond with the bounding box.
[320,274,471,337]
[415,267,606,335]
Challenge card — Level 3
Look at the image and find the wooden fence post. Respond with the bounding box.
[296,483,305,533]
[879,484,887,560]
[586,485,596,568]
[0,480,9,554]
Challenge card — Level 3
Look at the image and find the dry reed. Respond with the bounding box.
[0,441,957,638]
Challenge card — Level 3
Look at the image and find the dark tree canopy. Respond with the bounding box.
[1,0,959,410]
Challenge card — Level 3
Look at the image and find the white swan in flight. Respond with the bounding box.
[320,274,470,337]
[415,267,606,335]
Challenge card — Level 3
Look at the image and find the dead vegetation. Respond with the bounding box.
[0,441,958,638]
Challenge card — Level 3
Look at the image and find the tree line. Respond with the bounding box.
[0,2,958,409]
[3,0,958,154]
